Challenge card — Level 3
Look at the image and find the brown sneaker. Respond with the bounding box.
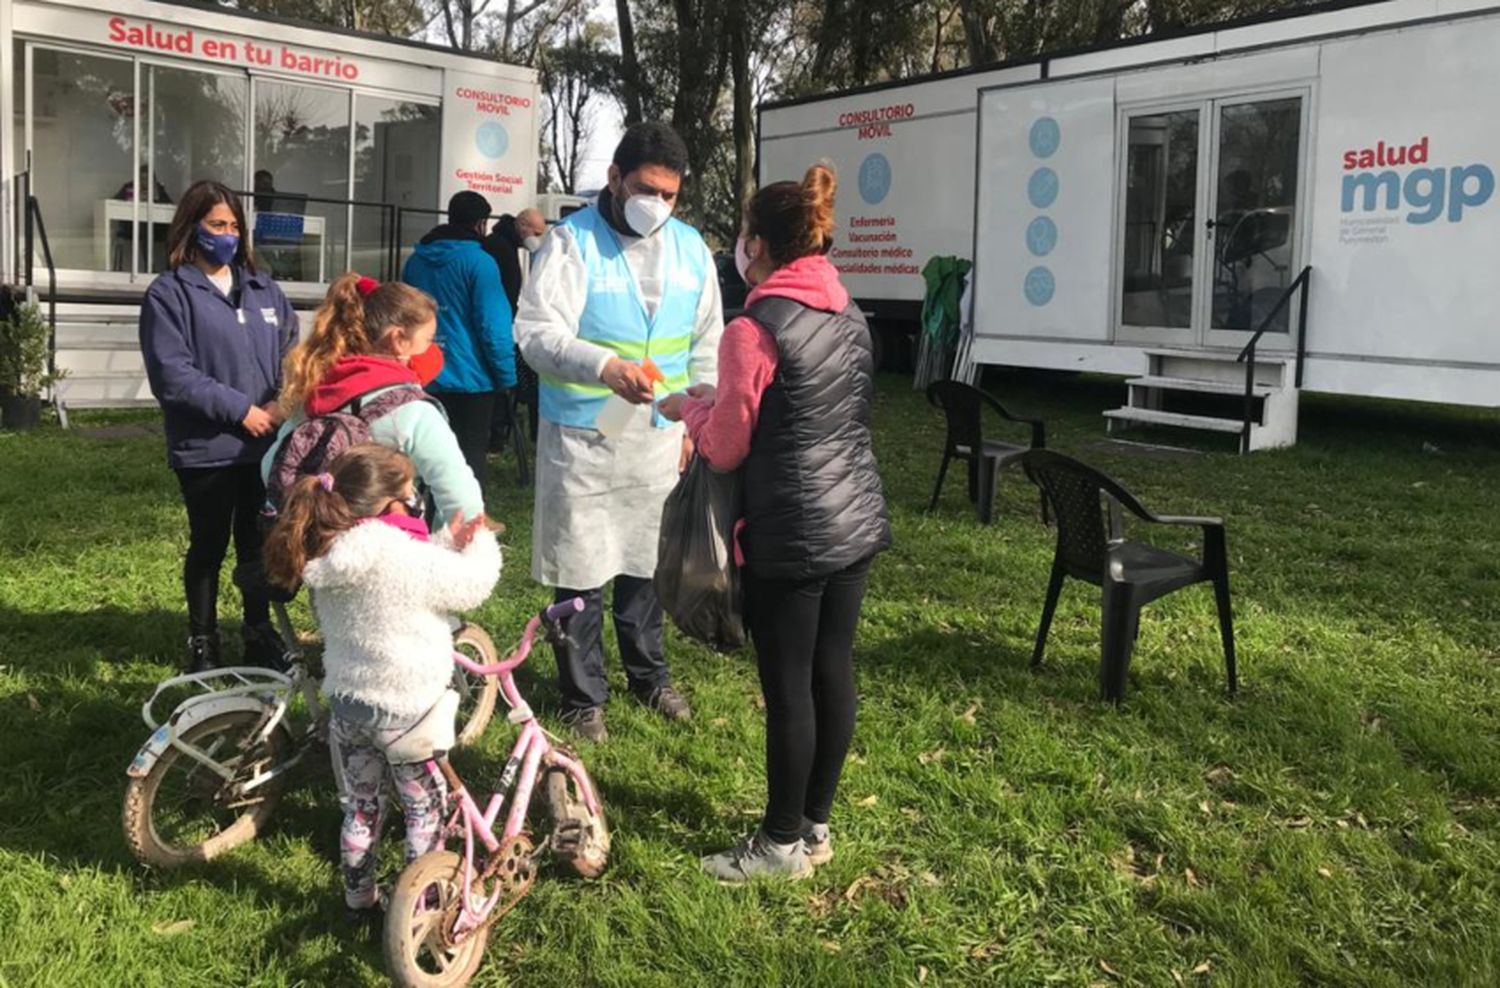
[561,706,608,743]
[637,685,692,722]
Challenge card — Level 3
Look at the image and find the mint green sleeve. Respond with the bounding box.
[381,401,485,526]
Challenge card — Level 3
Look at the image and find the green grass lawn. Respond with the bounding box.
[2,371,1498,987]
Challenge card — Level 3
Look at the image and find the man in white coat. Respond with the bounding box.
[514,123,723,742]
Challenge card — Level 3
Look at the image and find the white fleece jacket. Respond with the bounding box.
[304,521,502,718]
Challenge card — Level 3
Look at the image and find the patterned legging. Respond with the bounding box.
[331,715,448,909]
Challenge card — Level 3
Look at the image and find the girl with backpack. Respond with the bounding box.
[658,164,891,882]
[262,273,483,525]
[262,443,500,922]
[139,180,299,674]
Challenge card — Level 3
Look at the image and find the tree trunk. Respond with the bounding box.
[809,0,843,84]
[729,0,755,207]
[958,0,995,65]
[616,0,644,124]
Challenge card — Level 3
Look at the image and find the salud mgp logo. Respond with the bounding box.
[1341,137,1494,223]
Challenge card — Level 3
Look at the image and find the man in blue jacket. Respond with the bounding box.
[402,190,515,487]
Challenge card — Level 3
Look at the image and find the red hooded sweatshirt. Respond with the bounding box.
[681,254,851,471]
[304,355,421,417]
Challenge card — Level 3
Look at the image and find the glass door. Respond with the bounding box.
[1117,105,1203,346]
[1202,94,1305,349]
[1115,91,1307,350]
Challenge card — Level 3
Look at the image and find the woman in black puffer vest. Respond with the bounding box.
[660,163,891,882]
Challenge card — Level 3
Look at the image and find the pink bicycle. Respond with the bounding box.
[384,598,610,988]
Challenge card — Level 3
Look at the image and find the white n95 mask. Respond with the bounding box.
[522,235,543,252]
[623,195,673,238]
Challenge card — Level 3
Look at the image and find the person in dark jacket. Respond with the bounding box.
[660,163,891,882]
[402,191,516,488]
[481,207,546,452]
[139,180,299,673]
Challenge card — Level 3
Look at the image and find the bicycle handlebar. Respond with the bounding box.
[546,597,586,622]
[451,598,585,678]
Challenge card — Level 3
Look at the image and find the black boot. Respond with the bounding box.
[186,632,220,674]
[242,621,291,673]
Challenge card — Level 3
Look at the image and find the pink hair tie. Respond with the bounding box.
[317,472,335,493]
[355,276,380,298]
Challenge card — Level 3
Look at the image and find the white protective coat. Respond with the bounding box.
[515,209,723,590]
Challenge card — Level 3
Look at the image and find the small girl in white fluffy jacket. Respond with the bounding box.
[264,442,500,920]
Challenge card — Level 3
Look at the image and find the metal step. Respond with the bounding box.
[55,350,147,375]
[54,322,140,350]
[1143,347,1287,365]
[55,374,155,404]
[1103,407,1245,434]
[1126,375,1275,398]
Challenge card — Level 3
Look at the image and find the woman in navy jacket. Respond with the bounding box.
[139,180,298,672]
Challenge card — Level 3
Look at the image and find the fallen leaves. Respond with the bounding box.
[857,794,880,808]
[959,701,980,725]
[918,747,946,765]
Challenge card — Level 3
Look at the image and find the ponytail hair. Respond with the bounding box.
[262,443,416,589]
[281,273,370,413]
[744,162,838,267]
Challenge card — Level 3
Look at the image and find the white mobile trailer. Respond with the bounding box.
[762,0,1500,450]
[971,0,1500,449]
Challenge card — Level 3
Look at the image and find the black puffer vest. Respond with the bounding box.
[741,295,892,580]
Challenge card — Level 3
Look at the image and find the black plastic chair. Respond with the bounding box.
[926,380,1046,524]
[1019,449,1236,702]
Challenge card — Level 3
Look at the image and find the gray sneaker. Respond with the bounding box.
[637,684,692,722]
[561,706,608,743]
[802,820,833,866]
[701,830,812,883]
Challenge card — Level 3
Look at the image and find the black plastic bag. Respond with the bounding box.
[655,456,746,651]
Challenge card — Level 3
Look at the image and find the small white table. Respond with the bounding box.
[94,200,326,280]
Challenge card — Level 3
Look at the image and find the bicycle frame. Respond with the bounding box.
[428,602,600,938]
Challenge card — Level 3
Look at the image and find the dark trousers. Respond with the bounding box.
[746,557,873,845]
[432,391,495,489]
[175,463,270,637]
[553,577,671,715]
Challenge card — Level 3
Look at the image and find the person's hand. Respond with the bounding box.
[264,400,284,427]
[679,435,694,474]
[686,383,717,403]
[600,357,656,405]
[449,511,488,551]
[241,405,275,437]
[657,393,686,422]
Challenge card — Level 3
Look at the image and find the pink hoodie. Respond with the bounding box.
[681,254,851,470]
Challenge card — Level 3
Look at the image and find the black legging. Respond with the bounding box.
[746,556,873,845]
[174,463,270,637]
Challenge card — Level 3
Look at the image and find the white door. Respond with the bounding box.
[1115,91,1308,351]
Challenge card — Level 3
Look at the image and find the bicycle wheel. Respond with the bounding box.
[384,850,489,988]
[544,766,610,879]
[122,709,292,868]
[452,623,499,748]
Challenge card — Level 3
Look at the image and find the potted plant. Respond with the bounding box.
[0,297,61,430]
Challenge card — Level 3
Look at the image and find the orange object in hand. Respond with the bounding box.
[641,358,665,386]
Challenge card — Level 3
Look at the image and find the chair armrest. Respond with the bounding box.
[1150,514,1224,529]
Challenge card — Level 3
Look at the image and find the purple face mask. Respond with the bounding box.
[195,225,239,267]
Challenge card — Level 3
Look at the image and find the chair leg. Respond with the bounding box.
[1213,572,1237,694]
[928,452,952,513]
[966,457,980,504]
[1038,489,1050,527]
[977,456,998,524]
[1031,560,1066,669]
[1099,580,1141,703]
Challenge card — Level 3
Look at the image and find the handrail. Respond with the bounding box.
[1235,265,1311,454]
[21,182,59,389]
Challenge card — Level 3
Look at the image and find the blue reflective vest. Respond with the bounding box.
[538,204,707,430]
